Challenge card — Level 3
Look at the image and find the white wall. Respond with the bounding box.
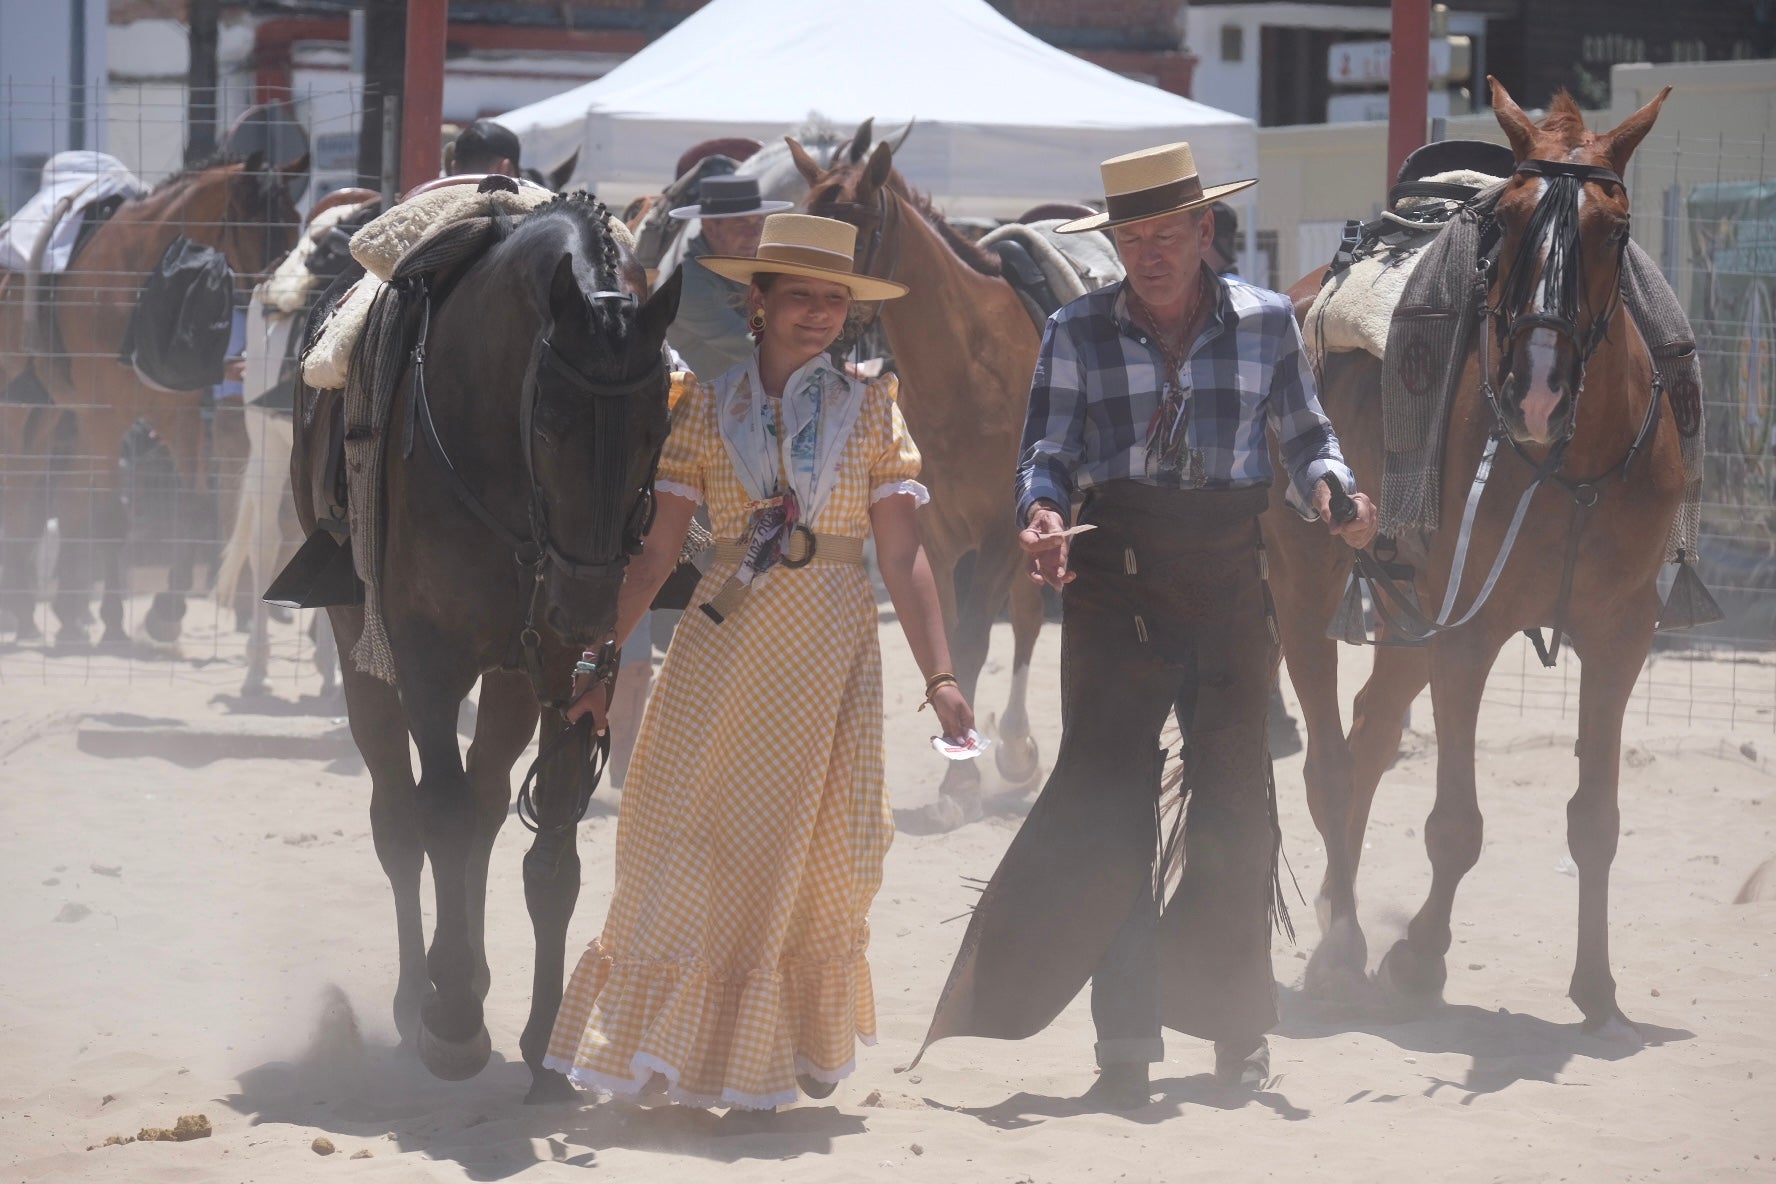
[0,0,107,214]
[1184,1,1487,126]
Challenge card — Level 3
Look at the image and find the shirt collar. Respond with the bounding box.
[1112,262,1232,340]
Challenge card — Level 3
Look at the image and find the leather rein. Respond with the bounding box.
[1338,157,1667,667]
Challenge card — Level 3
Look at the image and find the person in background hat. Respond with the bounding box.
[445,118,521,177]
[916,142,1377,1110]
[546,213,973,1116]
[664,174,793,379]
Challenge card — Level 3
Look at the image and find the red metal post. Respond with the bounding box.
[400,0,448,193]
[1387,0,1431,188]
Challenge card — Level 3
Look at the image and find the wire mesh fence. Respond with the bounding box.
[0,79,1771,728]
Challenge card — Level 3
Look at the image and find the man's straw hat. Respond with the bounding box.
[700,213,908,301]
[1058,141,1256,234]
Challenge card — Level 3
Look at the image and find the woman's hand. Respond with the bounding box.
[929,684,974,742]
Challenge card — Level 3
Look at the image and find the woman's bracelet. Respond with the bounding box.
[918,672,959,711]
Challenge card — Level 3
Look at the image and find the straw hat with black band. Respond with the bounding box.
[700,212,908,302]
[668,175,793,221]
[1057,141,1255,235]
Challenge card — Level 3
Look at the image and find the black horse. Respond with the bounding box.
[291,193,680,1102]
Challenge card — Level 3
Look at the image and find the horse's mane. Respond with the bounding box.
[522,190,626,330]
[1539,90,1590,146]
[148,152,250,195]
[888,176,1002,278]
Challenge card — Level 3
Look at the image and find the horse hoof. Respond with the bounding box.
[416,1016,492,1081]
[1375,940,1446,1014]
[142,593,186,644]
[524,1068,580,1105]
[54,626,90,649]
[99,626,130,647]
[1582,1013,1644,1049]
[1304,945,1378,1012]
[993,732,1041,786]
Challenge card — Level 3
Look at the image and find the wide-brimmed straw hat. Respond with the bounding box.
[699,213,908,301]
[1058,141,1256,234]
[668,175,793,221]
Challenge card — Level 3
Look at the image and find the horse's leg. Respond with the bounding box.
[242,409,289,694]
[1376,622,1508,1009]
[462,670,538,1001]
[50,483,99,647]
[993,573,1044,786]
[0,405,53,640]
[392,633,491,1080]
[518,702,595,1104]
[1567,609,1655,1039]
[1264,511,1368,1000]
[334,611,428,1044]
[1342,645,1431,872]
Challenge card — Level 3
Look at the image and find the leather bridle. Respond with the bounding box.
[1480,157,1628,461]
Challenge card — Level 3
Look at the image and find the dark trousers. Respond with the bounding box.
[1053,482,1281,1067]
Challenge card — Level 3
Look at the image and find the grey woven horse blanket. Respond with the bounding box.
[1374,189,1702,562]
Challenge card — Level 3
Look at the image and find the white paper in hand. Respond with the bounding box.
[931,729,992,761]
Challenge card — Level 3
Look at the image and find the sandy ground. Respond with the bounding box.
[1,596,1773,1183]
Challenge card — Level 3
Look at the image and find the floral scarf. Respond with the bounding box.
[712,353,866,587]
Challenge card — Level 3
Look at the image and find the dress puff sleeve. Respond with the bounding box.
[655,371,710,504]
[866,374,929,507]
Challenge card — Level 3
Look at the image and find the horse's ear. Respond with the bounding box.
[637,266,682,347]
[277,152,310,181]
[548,148,580,193]
[548,252,584,323]
[1602,85,1671,175]
[864,142,893,193]
[848,117,875,164]
[1488,76,1539,162]
[785,137,823,185]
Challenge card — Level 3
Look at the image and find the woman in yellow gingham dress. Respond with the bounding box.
[545,214,974,1111]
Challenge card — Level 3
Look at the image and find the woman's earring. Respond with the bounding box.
[749,310,766,332]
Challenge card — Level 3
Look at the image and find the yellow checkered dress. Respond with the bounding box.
[544,367,926,1110]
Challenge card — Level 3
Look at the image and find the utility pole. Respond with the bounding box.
[1386,0,1430,187]
[357,0,407,191]
[399,0,448,193]
[186,0,220,164]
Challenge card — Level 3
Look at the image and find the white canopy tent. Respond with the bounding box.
[498,0,1257,220]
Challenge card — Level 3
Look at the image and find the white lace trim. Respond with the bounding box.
[543,1046,865,1112]
[870,478,929,506]
[655,479,700,504]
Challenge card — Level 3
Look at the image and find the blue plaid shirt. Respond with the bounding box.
[1015,268,1355,524]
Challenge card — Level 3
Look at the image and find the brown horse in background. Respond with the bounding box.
[793,129,1046,818]
[1264,80,1683,1038]
[0,153,303,645]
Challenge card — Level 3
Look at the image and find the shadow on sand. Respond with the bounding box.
[951,1072,1311,1131]
[1275,983,1694,1102]
[224,987,866,1178]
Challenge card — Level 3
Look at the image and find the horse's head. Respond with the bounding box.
[791,118,912,279]
[1485,76,1668,447]
[220,150,306,281]
[524,202,681,639]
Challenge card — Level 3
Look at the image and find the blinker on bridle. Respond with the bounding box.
[1481,157,1628,447]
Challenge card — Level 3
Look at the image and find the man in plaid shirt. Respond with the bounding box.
[921,143,1375,1111]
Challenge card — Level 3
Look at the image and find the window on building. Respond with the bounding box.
[1221,25,1244,63]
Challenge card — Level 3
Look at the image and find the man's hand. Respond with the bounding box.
[1312,480,1379,550]
[1018,502,1076,588]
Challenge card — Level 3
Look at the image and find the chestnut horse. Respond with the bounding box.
[0,153,303,644]
[794,130,1046,810]
[1265,80,1683,1039]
